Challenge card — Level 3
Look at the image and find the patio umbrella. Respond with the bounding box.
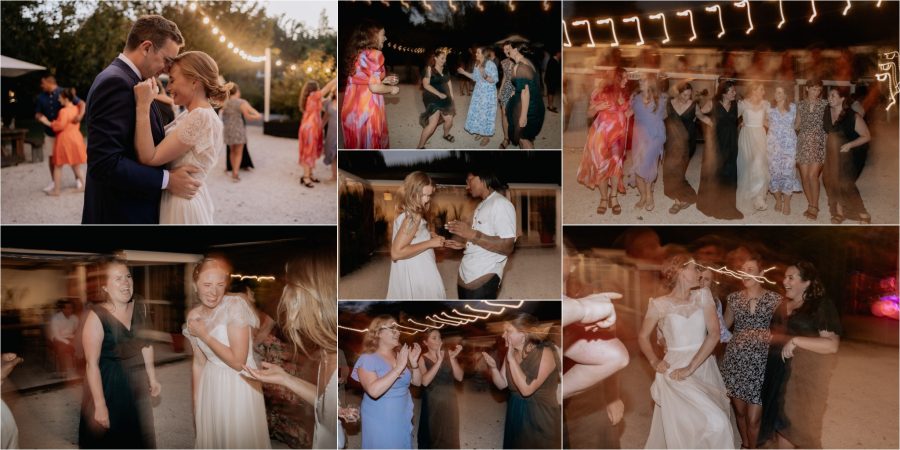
[1,55,46,77]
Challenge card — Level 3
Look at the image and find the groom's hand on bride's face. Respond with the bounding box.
[167,165,202,199]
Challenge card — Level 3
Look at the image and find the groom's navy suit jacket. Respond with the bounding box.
[82,58,166,224]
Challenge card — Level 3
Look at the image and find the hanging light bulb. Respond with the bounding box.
[705,5,726,38]
[596,18,619,47]
[218,35,225,43]
[622,16,645,46]
[202,16,210,25]
[212,26,219,35]
[227,42,234,49]
[734,1,754,35]
[571,20,595,47]
[275,59,282,67]
[676,10,697,42]
[648,13,671,44]
[189,3,197,12]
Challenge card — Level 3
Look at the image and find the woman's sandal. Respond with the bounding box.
[443,134,455,143]
[597,196,608,215]
[310,176,321,183]
[499,139,510,149]
[610,196,622,215]
[669,203,683,214]
[830,214,844,224]
[301,177,315,188]
[803,206,819,220]
[858,214,872,224]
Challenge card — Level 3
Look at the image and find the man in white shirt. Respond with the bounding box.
[48,299,79,375]
[445,170,517,299]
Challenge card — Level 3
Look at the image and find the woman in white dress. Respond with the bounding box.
[184,256,270,449]
[737,83,771,212]
[243,243,341,448]
[134,51,227,224]
[638,252,737,449]
[386,171,447,299]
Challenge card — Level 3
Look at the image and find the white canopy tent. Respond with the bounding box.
[0,55,46,77]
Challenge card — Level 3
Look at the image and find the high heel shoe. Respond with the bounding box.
[610,195,622,215]
[597,196,608,215]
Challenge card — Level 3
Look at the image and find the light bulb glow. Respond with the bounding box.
[622,16,645,46]
[734,1,754,35]
[595,18,619,47]
[676,10,697,42]
[563,20,573,47]
[571,20,596,47]
[648,13,671,44]
[705,5,726,38]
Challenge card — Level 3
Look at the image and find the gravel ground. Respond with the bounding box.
[1,126,337,224]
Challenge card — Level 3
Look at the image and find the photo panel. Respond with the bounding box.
[562,225,899,449]
[1,225,337,449]
[339,150,562,300]
[338,299,562,449]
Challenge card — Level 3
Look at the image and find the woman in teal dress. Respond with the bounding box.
[483,313,560,449]
[506,43,544,149]
[416,329,463,449]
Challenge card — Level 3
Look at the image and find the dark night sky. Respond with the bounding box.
[563,1,899,49]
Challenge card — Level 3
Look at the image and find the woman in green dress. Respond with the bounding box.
[416,329,463,449]
[506,43,544,149]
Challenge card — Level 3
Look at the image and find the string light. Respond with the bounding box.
[508,0,516,12]
[676,10,697,42]
[809,0,817,23]
[218,35,225,43]
[289,64,297,71]
[448,0,457,12]
[399,1,410,8]
[429,315,463,326]
[442,312,474,323]
[563,20,573,47]
[688,260,778,285]
[227,42,234,49]
[483,301,524,308]
[622,16,645,46]
[230,274,275,281]
[877,51,899,111]
[595,18,619,47]
[409,318,442,329]
[275,59,282,67]
[571,20,596,47]
[775,0,786,29]
[466,303,506,315]
[705,5,726,38]
[211,26,219,35]
[876,0,883,6]
[648,13,670,44]
[843,0,852,15]
[453,309,486,320]
[476,0,484,12]
[543,0,551,11]
[192,5,267,62]
[381,0,390,6]
[202,16,210,25]
[189,3,197,12]
[338,324,368,333]
[421,0,431,11]
[734,1,754,35]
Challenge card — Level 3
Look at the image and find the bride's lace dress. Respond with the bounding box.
[160,107,223,224]
[645,288,738,449]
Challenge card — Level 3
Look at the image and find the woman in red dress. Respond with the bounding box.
[37,88,87,196]
[298,78,337,188]
[577,67,632,215]
[340,21,400,149]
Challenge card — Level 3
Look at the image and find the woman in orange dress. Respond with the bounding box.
[340,20,400,149]
[576,67,632,215]
[37,88,86,196]
[299,79,337,188]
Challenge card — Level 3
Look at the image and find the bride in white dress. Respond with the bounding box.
[184,257,270,449]
[638,253,738,449]
[386,171,447,299]
[134,51,226,224]
[737,83,771,212]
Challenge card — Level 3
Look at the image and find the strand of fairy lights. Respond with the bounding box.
[705,5,726,38]
[338,301,524,335]
[688,259,778,285]
[843,0,852,16]
[775,0,786,29]
[648,13,670,44]
[622,16,645,46]
[230,274,275,281]
[596,18,619,47]
[563,20,573,47]
[809,0,818,23]
[676,9,697,42]
[571,19,596,47]
[187,2,266,63]
[876,51,899,111]
[734,0,754,35]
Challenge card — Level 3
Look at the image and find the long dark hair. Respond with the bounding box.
[715,80,736,104]
[507,312,549,357]
[343,20,384,79]
[790,261,827,317]
[829,85,853,124]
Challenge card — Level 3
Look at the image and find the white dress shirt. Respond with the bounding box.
[459,191,517,284]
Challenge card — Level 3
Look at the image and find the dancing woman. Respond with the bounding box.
[737,83,771,212]
[577,67,631,216]
[341,20,400,149]
[298,78,337,188]
[639,253,737,449]
[794,79,828,220]
[498,42,515,149]
[506,43,544,149]
[352,316,423,449]
[416,330,463,449]
[721,255,782,449]
[387,171,446,299]
[629,72,667,212]
[664,82,710,214]
[416,48,456,149]
[823,86,872,224]
[766,84,801,215]
[698,81,744,220]
[483,313,560,449]
[79,260,160,449]
[220,84,261,182]
[458,46,499,146]
[758,262,841,448]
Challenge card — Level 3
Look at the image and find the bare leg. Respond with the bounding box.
[775,432,796,449]
[597,181,610,214]
[808,163,823,213]
[417,112,441,148]
[519,138,534,149]
[71,165,86,191]
[745,403,763,449]
[47,166,62,196]
[732,397,749,447]
[442,114,454,138]
[773,191,783,212]
[500,104,509,144]
[783,193,792,215]
[635,177,648,209]
[229,144,243,180]
[563,337,629,399]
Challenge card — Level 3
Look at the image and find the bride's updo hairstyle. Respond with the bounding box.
[661,249,693,290]
[172,51,234,107]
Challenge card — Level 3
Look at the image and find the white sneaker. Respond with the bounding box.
[76,180,84,190]
[42,181,55,193]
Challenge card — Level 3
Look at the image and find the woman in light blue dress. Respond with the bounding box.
[458,46,499,146]
[629,73,668,212]
[766,85,802,215]
[351,315,422,449]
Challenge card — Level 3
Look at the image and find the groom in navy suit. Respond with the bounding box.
[82,15,201,224]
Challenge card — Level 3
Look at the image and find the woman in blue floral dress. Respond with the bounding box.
[457,47,498,146]
[766,85,802,215]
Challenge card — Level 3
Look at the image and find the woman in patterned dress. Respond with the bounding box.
[766,85,801,215]
[794,78,828,220]
[457,47,498,146]
[577,67,632,216]
[221,84,262,182]
[629,73,667,212]
[722,256,782,449]
[340,21,400,149]
[298,78,337,188]
[498,42,516,149]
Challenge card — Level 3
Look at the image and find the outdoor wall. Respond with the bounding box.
[1,267,69,319]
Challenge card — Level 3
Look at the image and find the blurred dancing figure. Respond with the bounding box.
[823,86,871,224]
[298,78,337,188]
[416,48,456,149]
[416,330,463,449]
[795,79,829,221]
[221,84,262,182]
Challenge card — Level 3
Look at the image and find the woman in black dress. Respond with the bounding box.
[482,313,560,449]
[698,81,744,220]
[79,260,160,449]
[416,48,456,149]
[759,262,841,448]
[506,43,545,149]
[823,86,872,224]
[416,329,463,449]
[721,255,782,449]
[664,82,710,214]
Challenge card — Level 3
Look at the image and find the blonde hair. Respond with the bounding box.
[396,171,434,220]
[277,244,337,356]
[362,314,397,354]
[641,73,661,113]
[662,251,693,289]
[172,51,233,107]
